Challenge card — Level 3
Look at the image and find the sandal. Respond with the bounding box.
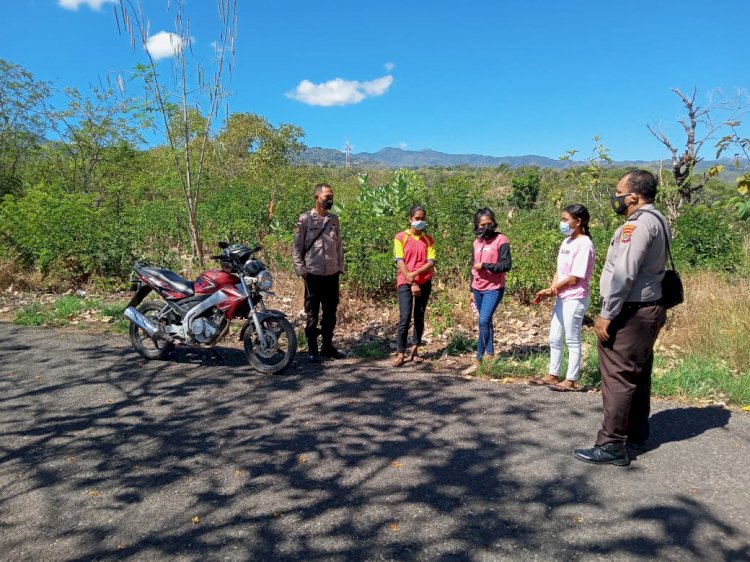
[410,347,424,364]
[528,375,558,386]
[548,383,579,392]
[393,354,406,367]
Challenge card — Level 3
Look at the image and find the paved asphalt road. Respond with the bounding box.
[1,323,749,561]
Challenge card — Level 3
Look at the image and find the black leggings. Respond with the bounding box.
[396,280,432,353]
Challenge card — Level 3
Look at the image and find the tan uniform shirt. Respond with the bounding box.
[292,209,344,277]
[599,204,671,320]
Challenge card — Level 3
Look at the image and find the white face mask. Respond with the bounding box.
[411,220,427,231]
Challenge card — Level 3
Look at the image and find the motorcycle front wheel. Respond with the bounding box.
[243,317,297,374]
[128,301,172,360]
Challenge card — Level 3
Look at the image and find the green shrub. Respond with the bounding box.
[0,183,137,282]
[339,171,423,295]
[508,168,540,210]
[672,206,743,273]
[503,207,561,303]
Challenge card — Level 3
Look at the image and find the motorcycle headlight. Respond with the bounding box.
[257,270,273,291]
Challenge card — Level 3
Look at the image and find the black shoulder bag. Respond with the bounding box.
[638,210,684,309]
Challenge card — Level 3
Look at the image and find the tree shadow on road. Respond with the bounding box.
[0,324,748,561]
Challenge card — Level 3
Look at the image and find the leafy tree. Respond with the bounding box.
[216,112,305,227]
[0,59,50,197]
[45,85,143,194]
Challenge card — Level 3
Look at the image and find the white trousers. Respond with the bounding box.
[548,297,589,381]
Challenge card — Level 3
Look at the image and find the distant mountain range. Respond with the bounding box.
[296,146,727,172]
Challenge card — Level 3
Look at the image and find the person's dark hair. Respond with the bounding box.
[563,204,591,237]
[314,183,332,196]
[473,207,497,230]
[408,204,426,219]
[624,170,658,202]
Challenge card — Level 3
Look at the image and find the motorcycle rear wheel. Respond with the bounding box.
[243,317,297,374]
[128,301,172,360]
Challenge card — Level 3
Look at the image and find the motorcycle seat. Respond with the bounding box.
[139,266,195,296]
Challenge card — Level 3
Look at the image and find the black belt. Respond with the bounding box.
[622,300,660,310]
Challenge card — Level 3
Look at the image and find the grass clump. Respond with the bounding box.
[14,302,51,326]
[53,295,88,319]
[480,332,600,386]
[111,318,131,334]
[351,340,389,359]
[653,356,750,406]
[99,302,127,317]
[445,332,476,356]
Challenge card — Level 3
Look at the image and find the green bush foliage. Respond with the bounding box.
[508,168,540,210]
[1,184,135,281]
[672,206,743,273]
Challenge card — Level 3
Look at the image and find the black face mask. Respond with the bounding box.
[610,193,632,215]
[320,198,334,210]
[475,225,496,239]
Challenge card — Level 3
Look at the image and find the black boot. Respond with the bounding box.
[306,330,320,362]
[320,340,345,359]
[573,443,630,466]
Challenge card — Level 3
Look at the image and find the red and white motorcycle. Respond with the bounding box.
[124,243,297,374]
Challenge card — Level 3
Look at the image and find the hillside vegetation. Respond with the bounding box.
[1,58,748,405]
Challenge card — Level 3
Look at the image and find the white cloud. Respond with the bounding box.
[399,142,408,149]
[59,0,116,10]
[385,62,395,72]
[287,74,394,107]
[146,31,184,60]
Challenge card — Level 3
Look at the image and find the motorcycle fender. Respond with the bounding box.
[238,309,287,341]
[127,284,153,308]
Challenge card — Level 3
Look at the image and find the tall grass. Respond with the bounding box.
[661,272,750,374]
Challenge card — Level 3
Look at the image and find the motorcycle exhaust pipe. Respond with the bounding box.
[124,306,159,337]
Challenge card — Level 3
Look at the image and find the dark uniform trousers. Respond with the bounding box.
[596,303,666,446]
[304,272,340,352]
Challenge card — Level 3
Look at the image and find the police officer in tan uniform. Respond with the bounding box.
[292,183,345,362]
[574,170,669,466]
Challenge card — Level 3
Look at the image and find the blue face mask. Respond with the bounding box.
[559,221,574,236]
[411,220,427,231]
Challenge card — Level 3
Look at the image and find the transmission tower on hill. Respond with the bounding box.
[345,139,352,168]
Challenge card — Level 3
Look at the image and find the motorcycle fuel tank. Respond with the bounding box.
[194,270,241,294]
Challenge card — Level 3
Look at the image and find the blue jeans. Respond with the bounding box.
[472,288,504,359]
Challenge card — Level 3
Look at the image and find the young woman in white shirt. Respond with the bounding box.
[530,204,595,391]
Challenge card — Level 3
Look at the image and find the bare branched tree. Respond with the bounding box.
[115,0,237,265]
[648,88,744,218]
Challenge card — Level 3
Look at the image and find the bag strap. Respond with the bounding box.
[302,216,330,258]
[635,209,677,272]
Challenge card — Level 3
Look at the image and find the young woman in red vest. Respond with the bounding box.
[393,205,437,367]
[465,208,512,374]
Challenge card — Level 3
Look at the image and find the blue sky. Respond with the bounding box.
[1,0,748,160]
